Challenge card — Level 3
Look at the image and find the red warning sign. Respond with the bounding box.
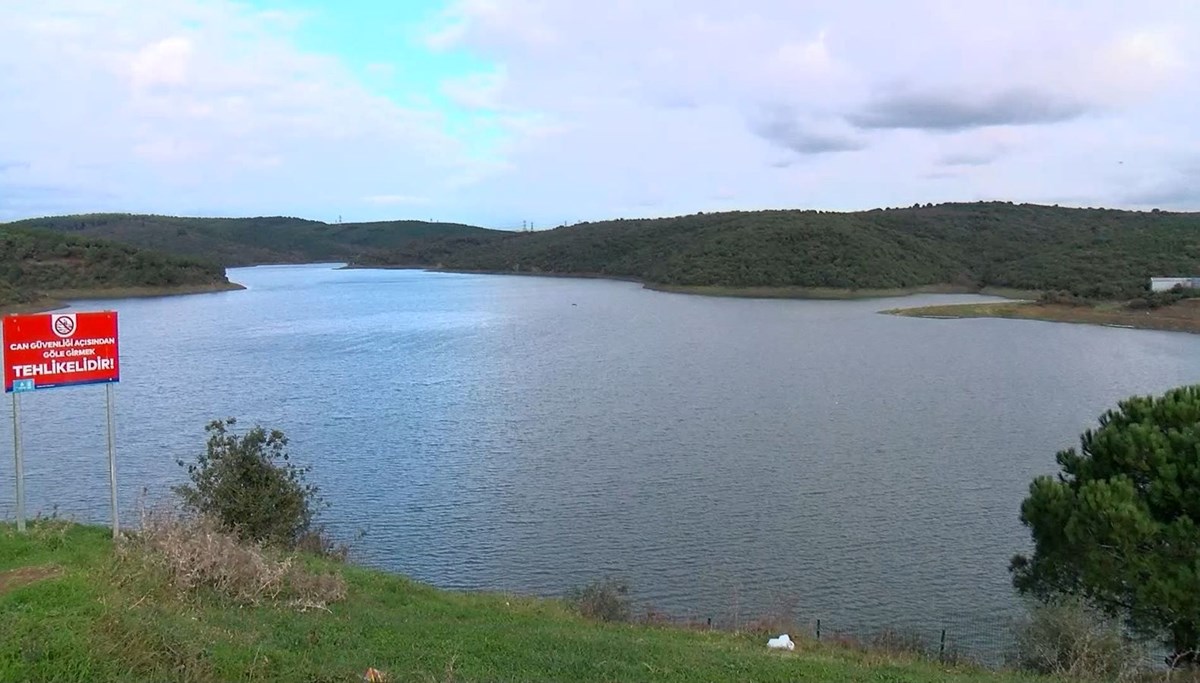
[2,311,120,392]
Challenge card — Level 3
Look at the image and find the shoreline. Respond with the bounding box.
[345,263,1035,301]
[1,281,245,315]
[644,283,1036,301]
[884,300,1200,335]
[347,263,1198,334]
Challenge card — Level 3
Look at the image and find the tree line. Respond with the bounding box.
[372,202,1200,300]
[9,213,491,267]
[10,202,1200,301]
[0,226,230,307]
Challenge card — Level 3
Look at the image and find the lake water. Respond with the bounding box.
[3,264,1199,654]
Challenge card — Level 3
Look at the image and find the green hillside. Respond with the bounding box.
[15,204,1199,300]
[9,214,493,266]
[0,522,1042,683]
[0,227,235,310]
[373,203,1200,299]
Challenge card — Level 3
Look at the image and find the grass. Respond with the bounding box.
[883,299,1200,334]
[0,521,1047,683]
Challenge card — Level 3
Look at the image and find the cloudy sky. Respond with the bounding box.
[2,0,1198,226]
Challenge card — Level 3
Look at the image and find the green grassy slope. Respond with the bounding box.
[0,523,1040,683]
[374,203,1200,299]
[9,214,494,267]
[0,227,235,310]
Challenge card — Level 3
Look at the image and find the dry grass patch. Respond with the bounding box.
[885,299,1200,334]
[121,509,346,610]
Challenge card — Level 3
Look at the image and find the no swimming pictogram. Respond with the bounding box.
[52,314,77,338]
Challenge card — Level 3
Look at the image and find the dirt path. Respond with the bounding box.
[0,565,62,595]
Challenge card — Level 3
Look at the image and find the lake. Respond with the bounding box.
[3,264,1199,655]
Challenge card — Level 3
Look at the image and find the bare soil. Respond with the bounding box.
[0,565,62,596]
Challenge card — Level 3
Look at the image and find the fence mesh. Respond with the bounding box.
[634,608,1185,677]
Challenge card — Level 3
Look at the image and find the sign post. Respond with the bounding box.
[11,391,23,533]
[106,383,118,537]
[3,311,121,536]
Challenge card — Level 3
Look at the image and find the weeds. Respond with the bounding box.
[566,576,631,623]
[294,524,359,563]
[17,509,74,551]
[1009,596,1146,681]
[742,592,800,637]
[120,508,346,609]
[870,629,930,658]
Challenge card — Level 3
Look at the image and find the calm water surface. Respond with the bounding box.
[3,264,1199,648]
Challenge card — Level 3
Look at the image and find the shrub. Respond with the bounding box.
[567,577,631,623]
[1039,290,1091,306]
[174,418,322,549]
[125,508,346,609]
[870,629,930,658]
[1127,286,1200,311]
[1009,596,1145,681]
[742,592,800,636]
[294,526,353,562]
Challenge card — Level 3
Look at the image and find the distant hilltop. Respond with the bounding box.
[362,202,1200,301]
[7,202,1200,302]
[5,214,491,268]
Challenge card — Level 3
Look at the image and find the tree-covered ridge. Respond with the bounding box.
[0,226,231,308]
[9,213,494,267]
[376,202,1200,299]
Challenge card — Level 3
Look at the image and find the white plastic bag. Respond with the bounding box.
[766,634,794,651]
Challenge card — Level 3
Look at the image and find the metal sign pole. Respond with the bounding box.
[105,382,118,539]
[12,391,25,533]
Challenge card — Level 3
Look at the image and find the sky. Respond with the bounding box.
[2,0,1199,227]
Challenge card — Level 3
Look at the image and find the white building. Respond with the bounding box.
[1150,277,1200,292]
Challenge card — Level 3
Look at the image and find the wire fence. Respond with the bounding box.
[634,608,1181,676]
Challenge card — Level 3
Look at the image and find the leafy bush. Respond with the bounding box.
[1039,290,1092,306]
[174,418,322,549]
[125,508,346,608]
[1127,286,1200,310]
[1009,597,1144,680]
[567,577,631,623]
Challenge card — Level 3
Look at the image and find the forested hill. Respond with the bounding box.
[0,227,233,309]
[9,214,493,267]
[13,203,1200,299]
[372,202,1200,299]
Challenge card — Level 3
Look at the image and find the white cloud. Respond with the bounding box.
[129,36,194,91]
[0,0,483,219]
[2,0,1199,224]
[430,0,1200,219]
